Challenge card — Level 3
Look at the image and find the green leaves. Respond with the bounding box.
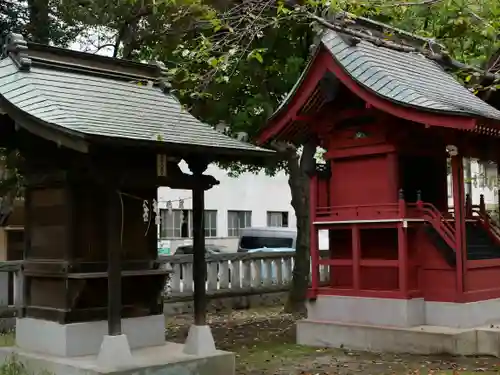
[247,49,267,64]
[109,0,500,168]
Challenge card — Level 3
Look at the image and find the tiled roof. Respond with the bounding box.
[0,35,272,158]
[322,30,500,121]
[270,26,500,123]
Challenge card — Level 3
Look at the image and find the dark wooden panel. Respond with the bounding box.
[30,188,66,207]
[7,230,24,261]
[30,205,67,227]
[29,278,67,308]
[121,188,157,262]
[66,260,154,273]
[23,273,167,323]
[28,225,67,259]
[72,184,107,262]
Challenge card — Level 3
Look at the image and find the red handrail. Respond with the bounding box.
[413,202,457,251]
[472,209,500,245]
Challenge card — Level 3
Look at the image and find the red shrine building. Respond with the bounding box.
[258,16,500,355]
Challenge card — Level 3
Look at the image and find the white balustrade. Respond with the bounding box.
[161,251,328,301]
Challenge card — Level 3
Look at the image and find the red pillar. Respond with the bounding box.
[451,156,466,298]
[397,222,408,296]
[352,224,361,291]
[310,175,319,296]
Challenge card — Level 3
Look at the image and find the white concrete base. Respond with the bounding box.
[307,295,500,328]
[97,335,134,370]
[0,342,235,375]
[183,325,216,356]
[16,315,165,357]
[297,319,500,356]
[426,299,500,328]
[307,295,425,327]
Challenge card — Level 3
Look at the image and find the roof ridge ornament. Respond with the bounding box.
[2,33,31,71]
[149,60,172,94]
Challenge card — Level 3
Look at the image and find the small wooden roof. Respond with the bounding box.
[0,33,273,161]
[259,15,500,144]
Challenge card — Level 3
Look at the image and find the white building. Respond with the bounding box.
[448,159,498,212]
[157,161,295,254]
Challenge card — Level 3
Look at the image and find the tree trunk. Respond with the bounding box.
[27,0,50,44]
[284,141,316,314]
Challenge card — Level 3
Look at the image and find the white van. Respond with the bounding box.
[237,227,297,252]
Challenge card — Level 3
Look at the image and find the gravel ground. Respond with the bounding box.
[165,307,500,375]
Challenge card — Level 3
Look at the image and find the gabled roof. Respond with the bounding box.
[263,16,500,144]
[0,33,272,159]
[321,30,500,120]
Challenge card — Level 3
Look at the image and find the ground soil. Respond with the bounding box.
[166,307,500,375]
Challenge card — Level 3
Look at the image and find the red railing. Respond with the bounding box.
[449,203,500,245]
[316,203,400,221]
[411,202,457,251]
[315,201,456,252]
[472,209,500,245]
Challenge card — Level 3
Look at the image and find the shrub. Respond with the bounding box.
[0,355,52,375]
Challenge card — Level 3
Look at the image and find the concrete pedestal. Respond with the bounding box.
[7,316,234,374]
[97,334,134,370]
[15,315,165,357]
[306,295,500,328]
[0,342,235,375]
[298,295,500,356]
[184,325,216,356]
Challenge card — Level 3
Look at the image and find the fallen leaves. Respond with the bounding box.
[165,307,500,375]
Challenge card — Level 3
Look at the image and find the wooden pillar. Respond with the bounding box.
[398,189,408,296]
[497,163,500,221]
[192,182,207,326]
[397,223,408,296]
[310,175,319,294]
[351,225,361,291]
[107,189,122,335]
[398,189,406,217]
[479,194,486,215]
[451,156,466,297]
[465,194,472,218]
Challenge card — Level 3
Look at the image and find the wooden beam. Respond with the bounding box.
[115,172,219,191]
[107,189,122,335]
[451,155,466,298]
[257,63,328,144]
[192,184,207,325]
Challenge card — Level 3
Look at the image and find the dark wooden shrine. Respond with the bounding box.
[20,140,170,324]
[0,33,271,330]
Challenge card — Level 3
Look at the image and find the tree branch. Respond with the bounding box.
[307,12,500,81]
[93,43,116,54]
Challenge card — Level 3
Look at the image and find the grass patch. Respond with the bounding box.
[237,342,336,362]
[0,355,52,375]
[0,334,51,375]
[0,334,14,348]
[236,342,340,373]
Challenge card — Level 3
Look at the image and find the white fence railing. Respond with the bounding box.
[0,260,22,320]
[0,252,330,319]
[159,251,330,302]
